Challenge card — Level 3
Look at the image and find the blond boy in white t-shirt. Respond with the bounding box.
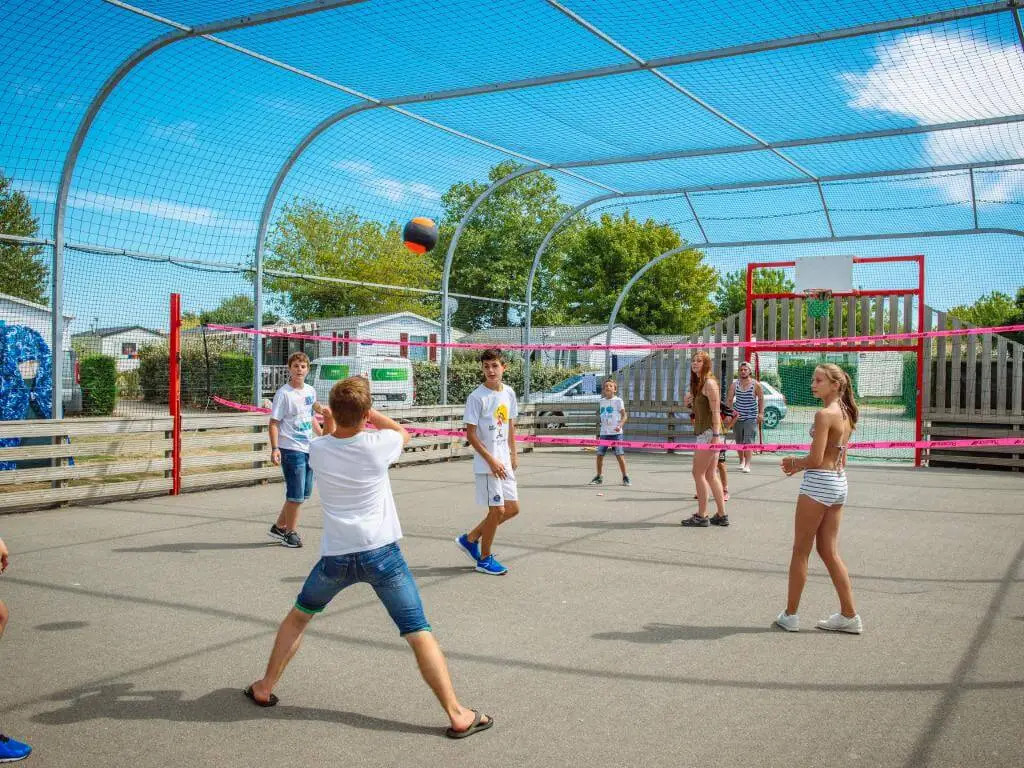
[245,377,493,740]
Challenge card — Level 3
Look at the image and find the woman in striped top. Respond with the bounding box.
[773,364,863,634]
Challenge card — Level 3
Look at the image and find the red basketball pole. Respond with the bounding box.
[169,293,182,495]
[915,255,926,468]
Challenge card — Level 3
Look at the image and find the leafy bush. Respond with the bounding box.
[777,359,858,406]
[413,357,583,406]
[117,369,141,399]
[80,354,117,415]
[758,370,782,390]
[901,353,917,416]
[139,340,253,408]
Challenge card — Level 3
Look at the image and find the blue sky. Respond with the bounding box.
[1,0,1023,334]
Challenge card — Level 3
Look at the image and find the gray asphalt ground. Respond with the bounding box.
[1,452,1022,768]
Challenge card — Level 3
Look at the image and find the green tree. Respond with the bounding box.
[435,161,577,331]
[948,288,1024,344]
[948,290,1018,328]
[264,200,440,320]
[714,268,795,318]
[199,294,280,326]
[558,211,718,335]
[0,171,48,304]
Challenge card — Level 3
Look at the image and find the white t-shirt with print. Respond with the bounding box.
[599,396,625,435]
[309,430,405,556]
[464,383,518,474]
[270,383,317,453]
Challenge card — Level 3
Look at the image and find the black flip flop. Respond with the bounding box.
[243,686,279,708]
[445,710,494,739]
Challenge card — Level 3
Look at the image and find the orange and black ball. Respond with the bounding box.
[402,217,438,254]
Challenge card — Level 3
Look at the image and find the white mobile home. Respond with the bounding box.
[0,292,74,351]
[71,325,165,371]
[463,324,650,371]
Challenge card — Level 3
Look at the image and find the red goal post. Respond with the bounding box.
[744,255,926,466]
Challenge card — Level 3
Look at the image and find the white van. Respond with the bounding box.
[307,356,415,409]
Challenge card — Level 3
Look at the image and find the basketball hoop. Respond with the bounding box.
[805,288,833,319]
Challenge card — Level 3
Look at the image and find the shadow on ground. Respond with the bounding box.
[593,623,774,643]
[32,684,440,736]
[113,543,279,554]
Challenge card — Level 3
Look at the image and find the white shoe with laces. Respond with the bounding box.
[741,465,751,473]
[816,613,863,634]
[773,611,799,632]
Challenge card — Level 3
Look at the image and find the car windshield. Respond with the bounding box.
[547,375,582,393]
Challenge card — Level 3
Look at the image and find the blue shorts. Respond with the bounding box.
[596,434,625,457]
[280,447,313,503]
[294,542,431,636]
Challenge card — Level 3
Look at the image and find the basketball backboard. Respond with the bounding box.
[794,255,854,294]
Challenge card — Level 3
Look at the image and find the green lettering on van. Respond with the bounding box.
[321,364,349,380]
[371,367,408,382]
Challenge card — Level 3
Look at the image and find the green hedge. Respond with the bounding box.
[413,355,583,405]
[777,359,858,406]
[139,341,253,408]
[901,353,917,416]
[80,354,117,415]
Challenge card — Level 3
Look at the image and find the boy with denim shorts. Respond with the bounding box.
[245,377,493,739]
[589,378,631,486]
[0,536,32,762]
[268,352,323,548]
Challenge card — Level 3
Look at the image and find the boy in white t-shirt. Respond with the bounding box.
[455,349,520,576]
[245,377,494,740]
[268,352,324,549]
[589,378,631,487]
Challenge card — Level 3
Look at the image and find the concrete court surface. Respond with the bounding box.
[0,452,1021,768]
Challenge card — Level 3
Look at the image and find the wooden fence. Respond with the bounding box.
[0,406,539,513]
[920,308,1024,470]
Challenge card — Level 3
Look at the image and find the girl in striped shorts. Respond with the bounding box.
[773,364,863,635]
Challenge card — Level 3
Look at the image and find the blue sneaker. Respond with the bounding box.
[455,533,480,564]
[475,554,508,576]
[0,733,32,762]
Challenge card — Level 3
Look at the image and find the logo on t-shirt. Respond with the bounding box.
[493,494,501,503]
[494,404,508,426]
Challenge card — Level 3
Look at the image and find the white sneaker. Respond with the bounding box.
[774,611,799,632]
[816,613,863,634]
[741,465,751,473]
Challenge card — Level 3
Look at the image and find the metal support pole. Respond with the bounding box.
[439,165,542,403]
[50,228,64,420]
[684,191,710,243]
[605,244,691,374]
[523,193,620,399]
[969,168,979,230]
[816,181,837,238]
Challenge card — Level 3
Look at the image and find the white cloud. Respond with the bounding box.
[844,30,1024,202]
[332,159,375,176]
[21,180,254,233]
[147,119,201,148]
[331,158,441,204]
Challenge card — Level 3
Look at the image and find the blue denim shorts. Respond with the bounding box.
[596,434,625,457]
[294,542,431,636]
[280,447,313,503]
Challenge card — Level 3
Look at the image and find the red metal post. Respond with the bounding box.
[744,263,754,363]
[915,255,926,467]
[169,293,182,495]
